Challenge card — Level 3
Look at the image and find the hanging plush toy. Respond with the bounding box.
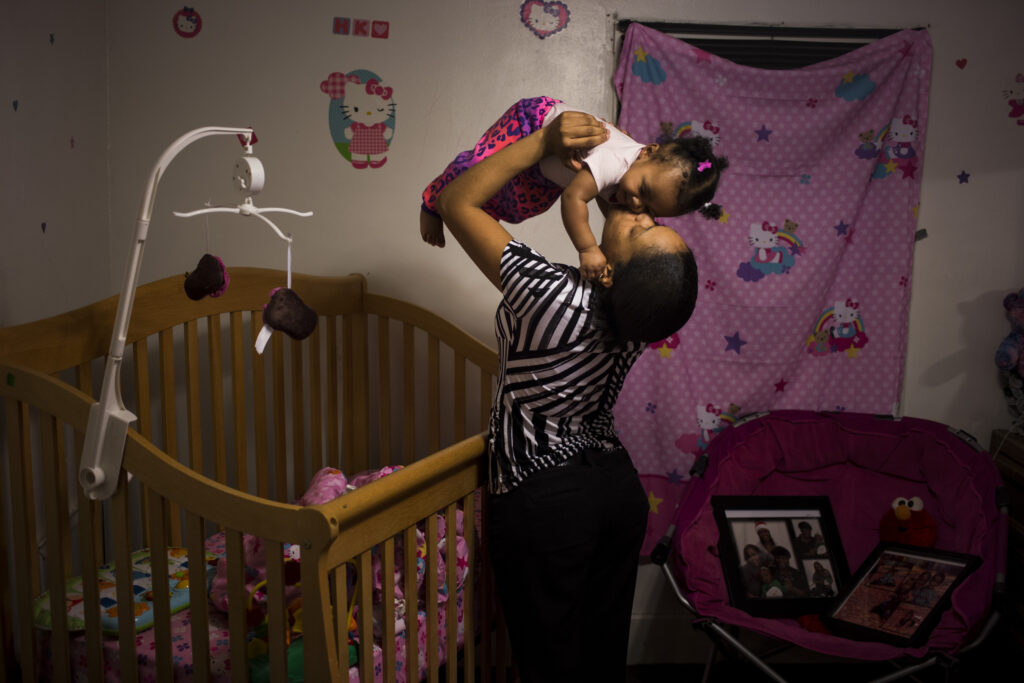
[879,496,936,548]
[183,253,230,300]
[262,287,318,340]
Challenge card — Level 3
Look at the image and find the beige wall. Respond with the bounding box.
[4,0,1024,664]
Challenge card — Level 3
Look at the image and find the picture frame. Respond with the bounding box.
[823,542,982,647]
[711,495,851,618]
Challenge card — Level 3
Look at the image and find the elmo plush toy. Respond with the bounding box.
[879,496,937,547]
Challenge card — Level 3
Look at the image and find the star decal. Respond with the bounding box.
[717,209,730,224]
[833,220,851,236]
[648,490,663,514]
[666,469,684,485]
[842,71,856,83]
[775,378,788,392]
[900,159,918,179]
[634,46,648,62]
[845,227,856,244]
[845,347,861,358]
[884,159,898,174]
[724,331,747,354]
[658,346,673,359]
[755,124,772,142]
[957,170,970,184]
[913,204,920,219]
[694,49,712,64]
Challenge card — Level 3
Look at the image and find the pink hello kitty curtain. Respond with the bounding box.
[610,24,932,548]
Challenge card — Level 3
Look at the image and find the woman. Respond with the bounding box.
[436,112,699,682]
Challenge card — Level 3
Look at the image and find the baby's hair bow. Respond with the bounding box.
[697,160,712,172]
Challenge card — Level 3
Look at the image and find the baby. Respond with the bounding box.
[420,97,728,280]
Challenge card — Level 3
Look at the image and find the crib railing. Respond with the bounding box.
[0,268,513,682]
[0,360,506,682]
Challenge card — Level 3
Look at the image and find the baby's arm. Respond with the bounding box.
[561,169,607,281]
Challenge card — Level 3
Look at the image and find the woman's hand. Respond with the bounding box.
[542,111,609,171]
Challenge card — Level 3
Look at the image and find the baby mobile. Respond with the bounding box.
[320,70,396,169]
[79,127,315,503]
[173,134,317,353]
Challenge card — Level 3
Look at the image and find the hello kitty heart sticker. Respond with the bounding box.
[520,0,570,39]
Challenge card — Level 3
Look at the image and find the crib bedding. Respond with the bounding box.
[35,466,473,682]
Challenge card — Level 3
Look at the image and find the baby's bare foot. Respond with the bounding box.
[420,210,445,247]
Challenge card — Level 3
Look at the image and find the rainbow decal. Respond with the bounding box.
[673,121,694,138]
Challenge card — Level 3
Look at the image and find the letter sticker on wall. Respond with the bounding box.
[320,70,396,169]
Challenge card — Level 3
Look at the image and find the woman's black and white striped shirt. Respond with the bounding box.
[488,241,642,494]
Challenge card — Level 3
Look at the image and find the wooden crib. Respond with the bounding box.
[0,267,509,682]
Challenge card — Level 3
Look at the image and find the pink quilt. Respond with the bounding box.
[609,24,932,546]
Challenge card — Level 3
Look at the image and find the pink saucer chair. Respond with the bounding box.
[651,410,1008,682]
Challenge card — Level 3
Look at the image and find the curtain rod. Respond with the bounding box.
[616,21,925,40]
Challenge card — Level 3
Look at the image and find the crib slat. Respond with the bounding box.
[403,323,416,465]
[461,492,476,683]
[40,412,70,682]
[160,328,183,547]
[226,529,249,683]
[208,313,229,485]
[404,525,419,683]
[426,513,439,683]
[341,314,354,469]
[230,311,248,492]
[309,324,324,472]
[112,470,139,683]
[251,314,270,498]
[454,353,466,442]
[378,316,393,466]
[272,337,288,500]
[133,337,153,547]
[5,399,37,683]
[445,503,458,683]
[0,407,10,683]
[480,372,492,433]
[349,310,370,472]
[147,490,174,682]
[291,337,306,493]
[185,319,204,474]
[326,315,340,469]
[187,512,211,681]
[50,415,73,581]
[332,563,349,671]
[358,550,374,683]
[428,335,440,454]
[382,537,397,682]
[266,539,287,683]
[77,479,103,682]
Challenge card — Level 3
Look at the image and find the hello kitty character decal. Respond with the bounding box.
[806,298,870,357]
[736,219,804,282]
[320,69,396,169]
[871,115,919,179]
[1004,74,1024,126]
[519,1,570,39]
[172,6,202,39]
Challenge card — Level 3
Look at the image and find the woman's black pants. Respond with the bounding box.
[487,447,649,682]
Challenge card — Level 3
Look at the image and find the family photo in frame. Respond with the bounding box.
[824,543,981,646]
[712,496,850,617]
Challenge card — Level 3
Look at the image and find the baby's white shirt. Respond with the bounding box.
[538,102,645,201]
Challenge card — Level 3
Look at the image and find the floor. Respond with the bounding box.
[625,614,1018,682]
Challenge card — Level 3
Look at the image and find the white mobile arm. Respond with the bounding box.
[80,127,260,501]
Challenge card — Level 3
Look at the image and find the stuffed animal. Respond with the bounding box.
[183,253,229,300]
[995,288,1024,378]
[879,496,936,548]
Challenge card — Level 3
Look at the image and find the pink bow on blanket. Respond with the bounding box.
[365,78,393,99]
[845,298,860,309]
